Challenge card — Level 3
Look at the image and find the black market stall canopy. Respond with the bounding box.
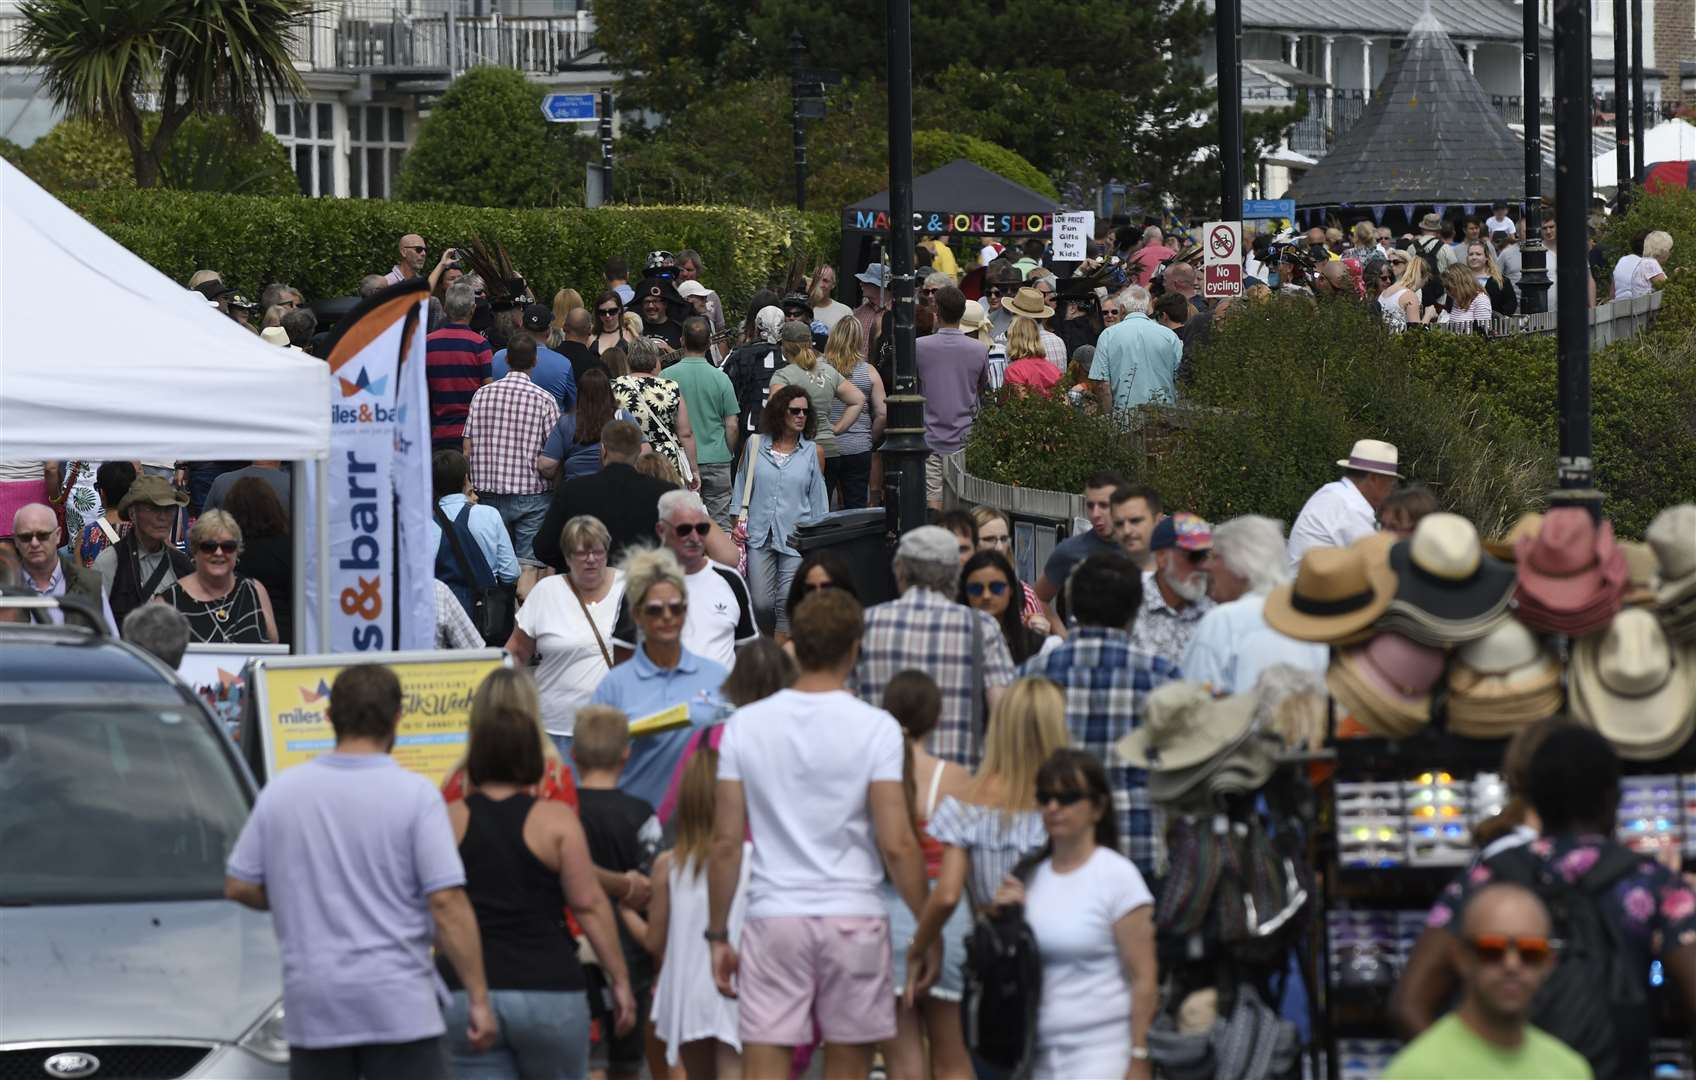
[842,159,1061,236]
[1284,10,1555,225]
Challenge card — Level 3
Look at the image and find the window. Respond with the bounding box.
[349,104,409,199]
[272,100,338,197]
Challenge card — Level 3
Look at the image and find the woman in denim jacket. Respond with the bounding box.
[735,384,828,641]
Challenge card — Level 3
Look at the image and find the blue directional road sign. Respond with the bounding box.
[1243,198,1296,221]
[540,93,598,123]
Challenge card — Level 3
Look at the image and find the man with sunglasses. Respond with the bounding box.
[383,233,459,294]
[610,490,755,669]
[10,503,115,631]
[1383,884,1589,1078]
[1127,512,1214,668]
[983,261,1023,339]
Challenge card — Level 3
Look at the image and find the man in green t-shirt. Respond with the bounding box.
[1384,883,1591,1079]
[662,316,740,528]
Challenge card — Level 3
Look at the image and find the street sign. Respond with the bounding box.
[795,67,844,86]
[1202,219,1243,300]
[539,93,597,123]
[1051,211,1094,261]
[1243,198,1296,221]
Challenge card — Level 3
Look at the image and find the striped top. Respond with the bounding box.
[426,324,493,448]
[926,796,1048,911]
[829,360,875,457]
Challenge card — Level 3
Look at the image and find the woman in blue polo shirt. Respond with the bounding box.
[588,546,727,808]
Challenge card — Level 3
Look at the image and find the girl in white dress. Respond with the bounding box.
[647,747,750,1079]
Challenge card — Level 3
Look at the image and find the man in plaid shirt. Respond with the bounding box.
[462,335,559,567]
[855,526,1014,770]
[1019,550,1180,881]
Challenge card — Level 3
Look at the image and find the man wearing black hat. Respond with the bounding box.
[779,292,828,350]
[492,302,577,411]
[629,278,685,349]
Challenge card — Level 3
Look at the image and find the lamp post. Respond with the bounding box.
[1613,0,1631,208]
[598,89,613,205]
[1519,0,1550,314]
[1552,0,1600,516]
[882,0,926,535]
[789,31,808,211]
[1215,0,1243,220]
[1631,0,1646,185]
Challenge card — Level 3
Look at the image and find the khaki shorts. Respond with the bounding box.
[925,450,962,505]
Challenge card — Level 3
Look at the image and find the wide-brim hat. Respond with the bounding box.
[1648,504,1696,607]
[1570,608,1696,759]
[628,277,685,310]
[1516,507,1626,611]
[259,325,292,347]
[1620,541,1660,607]
[959,299,990,334]
[1117,682,1256,772]
[1000,286,1055,320]
[1265,546,1398,644]
[1328,654,1431,738]
[1456,616,1543,674]
[1419,212,1443,231]
[1387,513,1517,626]
[1336,438,1401,478]
[855,263,891,288]
[117,475,188,514]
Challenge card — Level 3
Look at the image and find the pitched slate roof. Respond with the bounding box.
[1241,0,1551,44]
[1286,10,1555,208]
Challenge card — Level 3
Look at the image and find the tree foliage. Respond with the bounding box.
[18,0,308,186]
[9,115,295,194]
[396,66,594,208]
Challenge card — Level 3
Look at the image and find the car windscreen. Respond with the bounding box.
[0,704,250,905]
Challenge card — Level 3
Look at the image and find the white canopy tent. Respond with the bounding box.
[1594,118,1696,190]
[0,157,332,646]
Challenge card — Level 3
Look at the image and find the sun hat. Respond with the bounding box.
[1264,546,1398,644]
[1117,682,1257,772]
[1000,286,1055,321]
[896,525,963,568]
[958,299,990,334]
[1419,212,1443,232]
[259,325,292,348]
[855,263,891,289]
[1569,608,1696,760]
[1328,633,1444,737]
[1619,541,1660,607]
[1382,513,1516,639]
[1151,512,1213,553]
[1514,508,1628,635]
[1648,504,1696,606]
[1455,617,1543,675]
[1335,439,1401,478]
[117,475,189,514]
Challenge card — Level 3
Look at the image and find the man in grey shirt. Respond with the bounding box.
[203,461,290,512]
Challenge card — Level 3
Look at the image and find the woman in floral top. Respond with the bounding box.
[74,461,134,567]
[611,337,698,485]
[1390,725,1696,1075]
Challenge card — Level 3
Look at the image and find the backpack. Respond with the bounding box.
[433,502,515,646]
[1486,841,1650,1079]
[961,854,1043,1074]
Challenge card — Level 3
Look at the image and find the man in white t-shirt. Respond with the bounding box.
[707,589,935,1078]
[611,490,757,667]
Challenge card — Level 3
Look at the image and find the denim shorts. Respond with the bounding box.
[444,988,591,1080]
[881,878,969,1003]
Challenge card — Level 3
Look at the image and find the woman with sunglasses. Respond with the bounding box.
[1378,254,1433,330]
[736,385,828,640]
[783,550,859,630]
[591,289,637,357]
[160,509,277,644]
[959,550,1054,665]
[989,748,1157,1080]
[588,546,728,810]
[970,507,1043,619]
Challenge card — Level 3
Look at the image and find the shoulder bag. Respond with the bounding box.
[571,577,614,669]
[434,503,516,646]
[627,380,694,486]
[732,435,760,577]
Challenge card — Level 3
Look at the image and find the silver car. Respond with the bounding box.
[0,623,288,1079]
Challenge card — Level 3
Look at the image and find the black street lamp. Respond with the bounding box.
[1520,0,1550,314]
[1552,0,1601,516]
[1215,0,1243,220]
[882,0,927,536]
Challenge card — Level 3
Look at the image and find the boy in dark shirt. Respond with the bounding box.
[572,706,663,1080]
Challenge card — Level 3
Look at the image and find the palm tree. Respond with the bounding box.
[20,0,311,187]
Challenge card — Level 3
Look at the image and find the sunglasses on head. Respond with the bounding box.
[198,540,239,554]
[965,580,1009,597]
[1037,788,1089,807]
[670,522,710,537]
[642,601,687,618]
[1468,934,1555,966]
[13,529,55,545]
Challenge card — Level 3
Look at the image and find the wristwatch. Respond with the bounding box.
[1129,1046,1151,1061]
[703,929,729,943]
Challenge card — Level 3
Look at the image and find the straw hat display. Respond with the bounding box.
[1569,608,1696,760]
[1119,683,1281,809]
[1445,618,1563,738]
[1326,632,1447,739]
[1514,507,1628,637]
[1265,546,1398,646]
[1648,504,1696,643]
[1378,513,1515,646]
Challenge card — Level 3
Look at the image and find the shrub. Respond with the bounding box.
[61,189,836,318]
[963,387,1145,494]
[396,66,592,208]
[12,115,295,195]
[912,130,1060,202]
[16,118,133,190]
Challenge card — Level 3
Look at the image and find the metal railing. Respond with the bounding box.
[1431,290,1662,349]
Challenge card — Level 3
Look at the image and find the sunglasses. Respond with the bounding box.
[787,406,811,416]
[965,580,1010,597]
[1183,549,1210,564]
[642,601,687,618]
[1103,307,1123,316]
[13,529,55,545]
[406,245,426,253]
[669,522,710,537]
[803,580,836,593]
[598,307,620,317]
[921,287,938,297]
[1468,934,1555,966]
[198,540,239,554]
[1036,788,1089,807]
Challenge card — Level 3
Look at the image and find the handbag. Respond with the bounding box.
[433,503,516,647]
[732,435,760,577]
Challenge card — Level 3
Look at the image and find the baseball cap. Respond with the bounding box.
[1150,512,1213,552]
[521,303,551,332]
[897,526,961,567]
[677,280,710,300]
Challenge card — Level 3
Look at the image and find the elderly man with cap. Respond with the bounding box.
[94,475,193,628]
[856,526,1015,771]
[492,302,577,411]
[1129,512,1216,668]
[10,503,115,631]
[629,276,686,349]
[1287,438,1401,569]
[852,263,889,362]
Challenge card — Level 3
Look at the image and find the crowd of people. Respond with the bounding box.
[5,228,1695,1080]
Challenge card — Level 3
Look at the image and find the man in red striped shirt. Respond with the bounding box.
[426,282,492,450]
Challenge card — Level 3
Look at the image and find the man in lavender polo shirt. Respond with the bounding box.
[225,664,497,1078]
[914,284,990,510]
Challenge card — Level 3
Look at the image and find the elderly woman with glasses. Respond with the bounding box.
[587,546,728,809]
[159,509,277,644]
[736,384,829,641]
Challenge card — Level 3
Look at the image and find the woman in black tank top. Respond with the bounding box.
[440,674,636,1079]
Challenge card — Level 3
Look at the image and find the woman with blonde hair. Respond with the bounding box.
[1465,240,1517,315]
[770,321,866,467]
[1440,263,1492,331]
[161,509,278,643]
[547,287,585,349]
[904,677,1072,999]
[1002,315,1060,395]
[1378,253,1431,329]
[821,314,885,509]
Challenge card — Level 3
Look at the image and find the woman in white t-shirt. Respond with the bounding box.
[504,515,625,746]
[993,748,1158,1080]
[1612,229,1672,300]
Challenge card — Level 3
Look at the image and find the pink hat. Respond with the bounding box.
[1516,507,1606,610]
[1353,632,1448,702]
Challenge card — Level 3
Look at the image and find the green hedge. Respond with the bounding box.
[59,190,841,317]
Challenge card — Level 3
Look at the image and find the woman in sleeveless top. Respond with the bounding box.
[880,672,976,1080]
[160,509,277,644]
[440,675,635,1080]
[821,316,886,510]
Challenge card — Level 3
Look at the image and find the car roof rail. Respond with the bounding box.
[0,588,112,637]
